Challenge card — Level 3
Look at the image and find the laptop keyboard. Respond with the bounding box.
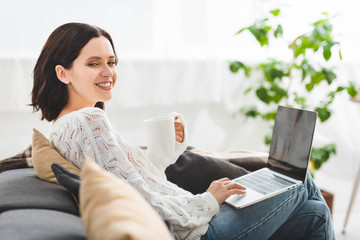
[235,170,296,196]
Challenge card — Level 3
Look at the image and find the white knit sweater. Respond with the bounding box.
[50,107,219,240]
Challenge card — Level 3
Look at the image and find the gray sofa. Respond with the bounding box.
[0,167,85,240]
[0,149,266,240]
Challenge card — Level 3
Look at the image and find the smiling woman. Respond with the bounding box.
[26,22,336,240]
[54,36,118,121]
[30,23,117,122]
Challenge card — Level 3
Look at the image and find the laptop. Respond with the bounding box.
[225,105,317,209]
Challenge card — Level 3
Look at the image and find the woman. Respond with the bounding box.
[31,22,335,240]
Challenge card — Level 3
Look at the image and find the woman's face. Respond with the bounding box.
[63,36,117,109]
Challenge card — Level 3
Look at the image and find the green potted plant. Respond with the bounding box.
[229,9,358,213]
[229,9,357,175]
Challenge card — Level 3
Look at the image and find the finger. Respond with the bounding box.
[175,127,184,134]
[175,126,183,132]
[223,181,246,193]
[223,180,234,185]
[226,182,247,190]
[175,135,183,143]
[174,122,184,130]
[217,178,230,182]
[175,131,184,138]
[229,189,247,196]
[175,127,184,133]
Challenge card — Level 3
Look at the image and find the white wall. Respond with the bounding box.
[1,0,360,180]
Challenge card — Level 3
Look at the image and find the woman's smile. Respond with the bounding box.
[95,81,113,90]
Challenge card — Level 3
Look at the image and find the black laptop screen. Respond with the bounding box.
[268,106,317,181]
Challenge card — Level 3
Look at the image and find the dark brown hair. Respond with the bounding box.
[30,22,117,121]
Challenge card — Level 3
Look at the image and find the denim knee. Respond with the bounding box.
[290,199,332,229]
[307,200,334,239]
[269,200,334,240]
[312,200,331,221]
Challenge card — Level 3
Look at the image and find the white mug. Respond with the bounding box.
[144,116,175,162]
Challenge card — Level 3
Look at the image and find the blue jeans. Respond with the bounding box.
[201,173,334,240]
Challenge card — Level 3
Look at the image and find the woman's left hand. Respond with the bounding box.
[174,116,185,143]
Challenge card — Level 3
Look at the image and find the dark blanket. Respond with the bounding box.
[165,151,250,194]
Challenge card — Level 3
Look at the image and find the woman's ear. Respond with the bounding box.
[55,65,70,84]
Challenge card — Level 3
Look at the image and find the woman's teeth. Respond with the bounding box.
[97,82,111,87]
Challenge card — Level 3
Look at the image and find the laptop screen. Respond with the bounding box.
[268,106,317,181]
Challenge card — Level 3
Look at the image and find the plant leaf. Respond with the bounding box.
[270,84,288,103]
[270,9,280,16]
[322,68,336,85]
[336,86,346,92]
[244,66,252,77]
[306,83,314,92]
[256,87,271,104]
[323,41,336,61]
[347,83,358,97]
[262,111,276,120]
[244,87,252,94]
[323,45,332,60]
[264,134,272,145]
[229,61,243,73]
[247,19,272,47]
[274,25,283,38]
[293,93,307,107]
[310,143,336,170]
[236,27,247,35]
[242,107,260,118]
[315,106,331,122]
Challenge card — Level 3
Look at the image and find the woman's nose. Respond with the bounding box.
[101,64,113,77]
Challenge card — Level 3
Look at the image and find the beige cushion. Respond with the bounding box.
[79,158,173,240]
[32,128,80,184]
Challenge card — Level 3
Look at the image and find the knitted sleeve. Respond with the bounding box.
[51,107,219,240]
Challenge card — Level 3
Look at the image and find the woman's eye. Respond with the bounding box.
[108,61,117,66]
[88,62,98,66]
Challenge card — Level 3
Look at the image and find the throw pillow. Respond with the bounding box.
[51,163,81,203]
[32,128,80,184]
[165,151,250,194]
[80,157,173,240]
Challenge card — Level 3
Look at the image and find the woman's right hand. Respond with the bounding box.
[206,178,247,205]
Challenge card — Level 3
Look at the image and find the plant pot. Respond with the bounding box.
[320,189,334,216]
